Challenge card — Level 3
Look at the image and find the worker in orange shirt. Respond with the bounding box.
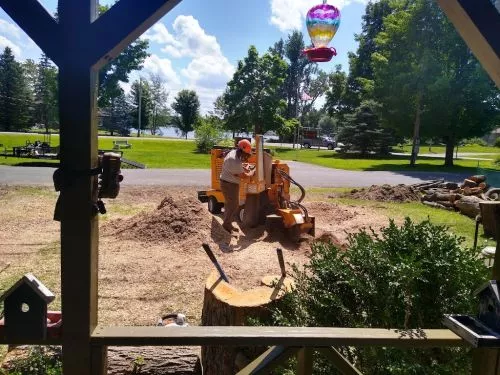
[219,139,254,233]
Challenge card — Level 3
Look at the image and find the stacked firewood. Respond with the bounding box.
[412,175,500,218]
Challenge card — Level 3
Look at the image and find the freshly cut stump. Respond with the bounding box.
[201,270,292,375]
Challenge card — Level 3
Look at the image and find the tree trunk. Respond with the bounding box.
[410,93,422,167]
[1,346,202,375]
[201,271,292,375]
[107,346,202,375]
[455,196,483,218]
[444,136,455,167]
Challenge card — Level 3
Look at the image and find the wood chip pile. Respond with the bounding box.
[414,175,500,218]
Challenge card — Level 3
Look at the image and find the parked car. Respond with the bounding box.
[302,135,337,150]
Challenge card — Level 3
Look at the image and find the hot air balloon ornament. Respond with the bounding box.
[303,0,340,62]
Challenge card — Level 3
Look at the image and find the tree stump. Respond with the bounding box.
[201,271,293,375]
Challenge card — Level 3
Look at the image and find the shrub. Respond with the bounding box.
[495,137,500,148]
[270,218,488,374]
[464,137,488,147]
[194,118,224,153]
[1,346,62,375]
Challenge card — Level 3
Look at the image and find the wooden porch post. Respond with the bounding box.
[58,1,100,373]
[472,204,500,375]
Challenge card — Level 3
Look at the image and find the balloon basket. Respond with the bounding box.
[303,47,337,62]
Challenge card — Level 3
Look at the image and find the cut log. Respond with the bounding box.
[469,175,486,184]
[438,182,459,190]
[1,345,202,375]
[437,201,455,208]
[201,271,292,375]
[455,196,483,218]
[422,201,454,211]
[107,346,202,375]
[462,179,478,188]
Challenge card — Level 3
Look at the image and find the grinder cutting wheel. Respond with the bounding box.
[197,135,315,241]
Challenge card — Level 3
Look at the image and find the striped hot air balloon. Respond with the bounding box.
[303,0,340,62]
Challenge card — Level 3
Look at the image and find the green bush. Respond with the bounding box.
[194,118,224,153]
[270,218,488,375]
[495,137,500,148]
[1,346,61,375]
[464,137,488,147]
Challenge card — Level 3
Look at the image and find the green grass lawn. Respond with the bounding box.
[0,133,210,168]
[397,143,500,154]
[272,147,499,172]
[1,132,498,171]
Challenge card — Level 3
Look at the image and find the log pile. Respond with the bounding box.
[413,175,500,218]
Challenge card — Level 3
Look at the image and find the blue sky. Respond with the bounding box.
[0,0,371,113]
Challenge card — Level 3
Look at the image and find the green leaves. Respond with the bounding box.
[223,46,287,135]
[271,218,488,374]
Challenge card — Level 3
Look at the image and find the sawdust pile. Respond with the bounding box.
[341,184,421,203]
[102,194,224,243]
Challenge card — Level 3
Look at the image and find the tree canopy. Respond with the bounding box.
[222,45,287,135]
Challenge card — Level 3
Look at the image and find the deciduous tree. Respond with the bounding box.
[171,89,200,139]
[223,46,287,135]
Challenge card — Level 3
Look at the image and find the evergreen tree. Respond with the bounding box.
[101,91,132,136]
[338,100,396,155]
[0,47,31,131]
[34,54,58,133]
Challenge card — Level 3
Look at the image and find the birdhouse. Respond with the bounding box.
[0,273,55,340]
[443,280,500,347]
[477,280,500,332]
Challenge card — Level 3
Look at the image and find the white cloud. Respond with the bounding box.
[270,0,371,32]
[0,36,22,58]
[0,19,21,39]
[143,54,182,86]
[145,15,235,113]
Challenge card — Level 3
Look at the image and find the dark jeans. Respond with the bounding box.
[220,180,239,229]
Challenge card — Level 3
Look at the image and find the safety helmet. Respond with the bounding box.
[237,139,252,154]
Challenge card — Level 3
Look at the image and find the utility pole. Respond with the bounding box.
[137,76,142,138]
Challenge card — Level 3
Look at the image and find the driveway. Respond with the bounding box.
[0,162,469,188]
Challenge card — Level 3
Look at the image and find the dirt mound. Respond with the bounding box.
[102,194,216,243]
[342,184,421,203]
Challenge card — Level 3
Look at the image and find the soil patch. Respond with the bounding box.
[341,184,421,203]
[0,186,392,328]
[102,193,225,245]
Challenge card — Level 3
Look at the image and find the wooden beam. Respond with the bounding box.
[296,348,313,375]
[91,326,464,348]
[317,347,363,375]
[58,1,99,374]
[89,0,182,70]
[0,0,60,64]
[437,0,500,87]
[236,346,298,375]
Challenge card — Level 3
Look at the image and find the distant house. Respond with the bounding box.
[484,128,500,145]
